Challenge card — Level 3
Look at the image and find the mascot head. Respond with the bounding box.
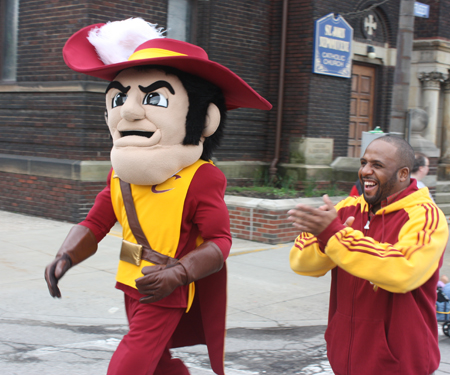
[63,18,271,185]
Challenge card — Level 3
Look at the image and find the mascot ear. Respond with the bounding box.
[202,103,221,138]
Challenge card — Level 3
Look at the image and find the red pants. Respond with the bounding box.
[107,294,190,375]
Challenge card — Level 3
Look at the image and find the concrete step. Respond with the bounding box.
[436,181,450,193]
[435,193,450,204]
[437,203,450,215]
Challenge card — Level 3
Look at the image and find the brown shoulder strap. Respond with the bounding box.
[119,179,153,250]
[119,179,177,265]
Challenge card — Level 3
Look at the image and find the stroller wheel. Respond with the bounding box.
[444,322,450,337]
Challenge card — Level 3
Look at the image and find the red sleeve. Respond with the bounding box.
[317,217,346,245]
[79,168,117,243]
[349,185,359,196]
[188,164,232,260]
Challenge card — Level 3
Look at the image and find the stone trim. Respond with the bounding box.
[418,71,447,88]
[352,41,397,67]
[225,195,346,211]
[413,39,450,53]
[0,154,111,181]
[0,81,108,93]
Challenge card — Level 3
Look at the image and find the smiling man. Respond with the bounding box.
[288,135,448,375]
[44,18,271,375]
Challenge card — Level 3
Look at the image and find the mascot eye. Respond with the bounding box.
[143,92,168,107]
[112,93,127,108]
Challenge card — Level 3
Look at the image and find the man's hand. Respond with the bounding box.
[135,264,187,304]
[344,216,355,227]
[288,194,338,236]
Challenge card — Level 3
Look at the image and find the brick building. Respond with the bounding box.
[0,0,449,223]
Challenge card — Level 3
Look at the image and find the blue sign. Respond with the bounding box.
[414,2,430,18]
[313,13,353,78]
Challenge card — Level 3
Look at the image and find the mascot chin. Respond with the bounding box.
[44,18,271,375]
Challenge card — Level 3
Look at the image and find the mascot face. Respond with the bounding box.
[64,19,271,186]
[105,68,209,185]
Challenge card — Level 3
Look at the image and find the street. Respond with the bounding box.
[0,210,449,374]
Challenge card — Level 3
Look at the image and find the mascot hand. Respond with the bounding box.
[44,225,98,299]
[44,254,73,298]
[136,264,187,304]
[136,242,224,304]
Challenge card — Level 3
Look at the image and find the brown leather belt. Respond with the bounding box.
[141,247,178,266]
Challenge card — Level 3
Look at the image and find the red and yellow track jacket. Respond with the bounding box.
[290,181,448,375]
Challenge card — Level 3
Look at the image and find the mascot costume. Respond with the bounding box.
[44,18,271,375]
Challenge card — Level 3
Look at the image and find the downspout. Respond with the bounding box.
[270,0,289,178]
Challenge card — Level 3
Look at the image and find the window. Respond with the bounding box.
[0,0,19,81]
[166,0,197,43]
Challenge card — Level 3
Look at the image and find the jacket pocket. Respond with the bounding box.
[325,311,351,374]
[325,311,400,375]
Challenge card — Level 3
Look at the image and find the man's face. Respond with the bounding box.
[105,68,204,185]
[417,158,430,180]
[359,140,406,210]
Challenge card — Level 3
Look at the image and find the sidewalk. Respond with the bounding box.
[0,210,449,374]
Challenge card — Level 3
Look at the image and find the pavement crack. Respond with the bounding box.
[0,318,127,336]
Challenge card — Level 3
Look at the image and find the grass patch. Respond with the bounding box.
[302,180,348,198]
[225,172,348,199]
[226,185,300,199]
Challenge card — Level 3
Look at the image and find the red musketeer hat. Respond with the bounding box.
[63,22,272,111]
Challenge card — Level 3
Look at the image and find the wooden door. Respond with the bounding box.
[348,64,376,157]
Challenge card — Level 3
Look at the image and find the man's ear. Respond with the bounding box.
[202,103,221,138]
[398,167,410,182]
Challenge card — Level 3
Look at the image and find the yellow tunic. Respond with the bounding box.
[110,159,209,290]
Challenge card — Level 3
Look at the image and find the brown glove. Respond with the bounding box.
[44,225,98,298]
[135,241,224,304]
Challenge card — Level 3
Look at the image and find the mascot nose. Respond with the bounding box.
[121,97,145,121]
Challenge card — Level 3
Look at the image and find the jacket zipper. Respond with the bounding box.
[347,276,357,374]
[348,209,369,374]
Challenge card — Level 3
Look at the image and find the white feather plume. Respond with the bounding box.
[87,18,165,65]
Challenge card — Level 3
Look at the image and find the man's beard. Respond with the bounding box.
[363,172,398,206]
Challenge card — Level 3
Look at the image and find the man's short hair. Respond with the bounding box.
[412,153,428,174]
[373,135,415,172]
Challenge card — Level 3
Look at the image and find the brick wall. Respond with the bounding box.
[414,0,450,41]
[203,0,272,161]
[228,205,299,244]
[307,74,352,158]
[11,0,274,164]
[17,0,168,82]
[7,0,170,164]
[264,0,314,164]
[226,194,347,244]
[0,90,111,160]
[9,0,171,164]
[0,171,105,223]
[348,0,400,46]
